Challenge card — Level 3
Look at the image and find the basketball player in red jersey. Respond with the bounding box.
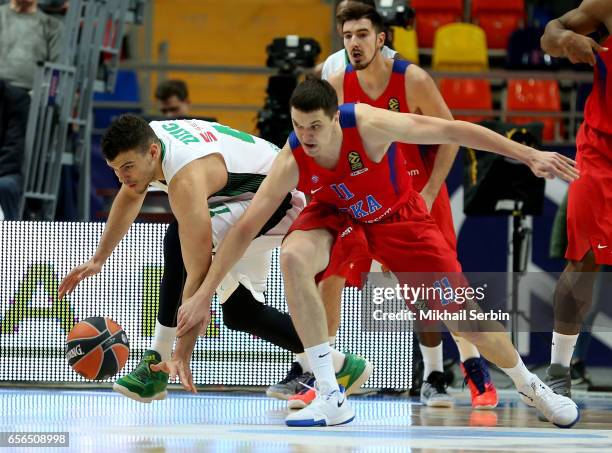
[321,3,497,410]
[538,0,611,413]
[171,78,579,428]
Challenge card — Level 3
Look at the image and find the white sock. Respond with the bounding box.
[551,332,578,368]
[151,320,176,362]
[328,336,336,348]
[331,349,345,373]
[420,343,443,380]
[296,353,312,373]
[297,349,344,374]
[305,342,340,393]
[451,333,480,362]
[500,351,532,389]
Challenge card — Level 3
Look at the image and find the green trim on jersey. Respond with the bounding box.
[213,173,266,198]
[160,140,166,162]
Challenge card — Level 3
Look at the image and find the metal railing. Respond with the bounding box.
[95,62,591,145]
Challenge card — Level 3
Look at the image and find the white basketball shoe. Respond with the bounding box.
[518,374,579,428]
[285,383,355,427]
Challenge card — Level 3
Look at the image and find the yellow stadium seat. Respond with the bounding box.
[391,27,419,64]
[432,23,489,72]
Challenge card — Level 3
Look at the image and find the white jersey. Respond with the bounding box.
[321,46,397,80]
[148,119,280,205]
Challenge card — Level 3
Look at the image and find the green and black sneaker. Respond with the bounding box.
[113,350,169,403]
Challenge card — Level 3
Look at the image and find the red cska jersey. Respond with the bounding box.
[289,103,414,223]
[343,59,411,113]
[342,59,435,188]
[341,57,457,253]
[584,36,612,136]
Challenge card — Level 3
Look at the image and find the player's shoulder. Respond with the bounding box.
[381,45,398,59]
[327,66,346,88]
[404,63,430,83]
[352,103,377,128]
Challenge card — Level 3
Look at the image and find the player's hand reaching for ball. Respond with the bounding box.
[526,150,579,182]
[151,357,197,393]
[58,258,104,300]
[177,294,212,338]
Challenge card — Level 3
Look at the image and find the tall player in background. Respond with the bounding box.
[173,78,580,428]
[539,0,611,411]
[58,115,371,402]
[319,3,497,409]
[315,0,401,80]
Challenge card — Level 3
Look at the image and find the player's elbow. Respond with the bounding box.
[441,120,466,145]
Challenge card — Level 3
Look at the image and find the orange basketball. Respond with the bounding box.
[65,317,130,380]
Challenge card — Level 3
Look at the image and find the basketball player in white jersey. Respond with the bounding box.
[58,114,372,402]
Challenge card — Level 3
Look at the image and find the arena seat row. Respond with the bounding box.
[438,78,565,141]
[395,23,559,72]
[411,0,525,49]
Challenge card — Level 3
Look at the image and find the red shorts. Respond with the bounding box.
[286,191,466,315]
[287,191,467,311]
[566,123,612,265]
[343,146,458,281]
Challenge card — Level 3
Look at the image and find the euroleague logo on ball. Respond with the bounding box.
[66,317,130,380]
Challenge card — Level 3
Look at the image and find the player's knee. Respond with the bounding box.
[280,245,316,279]
[221,299,246,332]
[221,285,261,332]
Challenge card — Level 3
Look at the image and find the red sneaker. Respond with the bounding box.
[461,357,498,409]
[287,386,316,410]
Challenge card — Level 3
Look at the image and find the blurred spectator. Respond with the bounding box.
[38,0,69,19]
[0,80,30,220]
[154,79,191,117]
[0,0,65,90]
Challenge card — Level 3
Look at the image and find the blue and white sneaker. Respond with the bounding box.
[285,383,355,427]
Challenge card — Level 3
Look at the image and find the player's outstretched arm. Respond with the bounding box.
[360,104,580,182]
[168,161,213,302]
[541,0,610,65]
[58,184,146,299]
[175,145,300,337]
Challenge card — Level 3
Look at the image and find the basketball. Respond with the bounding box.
[65,317,130,380]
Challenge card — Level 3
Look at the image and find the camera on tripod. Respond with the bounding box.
[376,0,415,28]
[258,36,321,146]
[266,36,322,74]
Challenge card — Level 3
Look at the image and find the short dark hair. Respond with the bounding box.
[101,114,158,161]
[155,79,189,101]
[337,0,376,12]
[289,77,338,118]
[337,2,384,34]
